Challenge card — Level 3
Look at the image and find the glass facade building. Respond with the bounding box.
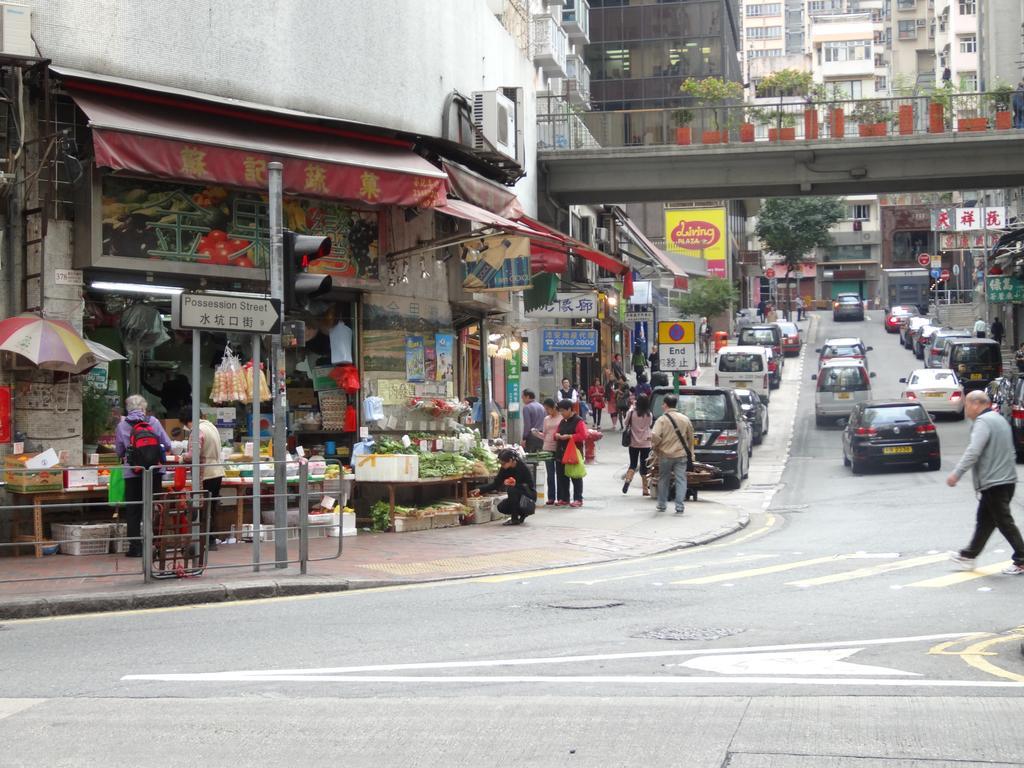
[586,1,743,110]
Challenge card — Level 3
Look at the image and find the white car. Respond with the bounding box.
[898,368,965,419]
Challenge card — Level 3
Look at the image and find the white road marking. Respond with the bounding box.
[675,649,918,677]
[0,699,45,720]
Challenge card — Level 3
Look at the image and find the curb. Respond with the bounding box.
[0,510,750,621]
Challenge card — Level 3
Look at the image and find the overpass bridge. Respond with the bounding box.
[537,94,1024,204]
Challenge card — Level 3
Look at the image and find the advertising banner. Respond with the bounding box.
[525,291,598,318]
[405,336,426,382]
[541,329,599,353]
[462,235,532,292]
[664,208,727,278]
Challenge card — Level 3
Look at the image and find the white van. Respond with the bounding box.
[715,345,771,403]
[811,358,876,427]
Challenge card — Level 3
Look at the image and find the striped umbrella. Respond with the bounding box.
[0,314,94,373]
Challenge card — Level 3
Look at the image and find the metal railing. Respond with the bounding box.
[0,458,347,585]
[537,91,1022,152]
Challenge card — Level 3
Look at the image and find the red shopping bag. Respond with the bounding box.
[561,437,581,465]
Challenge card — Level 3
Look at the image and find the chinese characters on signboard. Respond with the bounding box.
[939,232,999,250]
[986,276,1024,304]
[541,329,599,353]
[931,207,1006,232]
[525,291,598,318]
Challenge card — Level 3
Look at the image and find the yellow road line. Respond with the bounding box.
[671,554,851,585]
[567,554,777,586]
[905,561,1010,588]
[787,553,948,588]
[959,631,1024,682]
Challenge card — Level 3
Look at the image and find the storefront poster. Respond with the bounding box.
[664,208,727,278]
[435,334,454,381]
[462,235,532,292]
[525,291,599,319]
[101,176,380,283]
[506,350,522,416]
[541,329,599,353]
[405,336,426,382]
[539,355,555,377]
[986,276,1024,304]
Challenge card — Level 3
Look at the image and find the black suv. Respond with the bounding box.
[652,385,751,489]
[986,375,1024,462]
[737,325,784,388]
[841,400,941,474]
[833,294,865,321]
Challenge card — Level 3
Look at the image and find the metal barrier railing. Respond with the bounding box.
[538,91,1021,151]
[0,458,347,585]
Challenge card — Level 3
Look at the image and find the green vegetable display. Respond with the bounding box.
[419,453,475,478]
[370,501,392,532]
[467,445,500,474]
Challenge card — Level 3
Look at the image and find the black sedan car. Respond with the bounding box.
[842,400,941,474]
[833,294,865,321]
[653,385,752,489]
[734,388,769,445]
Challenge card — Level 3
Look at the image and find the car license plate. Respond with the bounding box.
[733,380,751,386]
[883,446,913,455]
[925,392,944,398]
[693,437,701,447]
[970,373,982,380]
[837,392,851,400]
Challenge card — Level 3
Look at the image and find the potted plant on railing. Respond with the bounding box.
[738,107,755,143]
[986,82,1015,130]
[927,81,956,133]
[679,76,744,144]
[753,69,814,141]
[751,107,797,142]
[672,108,694,145]
[851,100,894,137]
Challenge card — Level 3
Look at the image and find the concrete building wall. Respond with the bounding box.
[978,0,1024,89]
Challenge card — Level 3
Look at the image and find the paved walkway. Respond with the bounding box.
[0,320,818,619]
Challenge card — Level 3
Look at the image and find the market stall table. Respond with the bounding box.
[7,486,112,558]
[360,475,494,525]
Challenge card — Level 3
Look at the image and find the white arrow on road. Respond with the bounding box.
[676,648,918,677]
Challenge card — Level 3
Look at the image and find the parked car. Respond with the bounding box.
[884,305,918,333]
[737,325,784,387]
[652,386,752,490]
[773,320,802,356]
[734,388,769,446]
[985,375,1024,462]
[925,328,972,368]
[913,323,940,359]
[815,337,873,370]
[900,316,931,349]
[898,368,964,419]
[941,338,1003,391]
[715,346,771,403]
[842,401,941,474]
[812,358,876,427]
[833,294,865,321]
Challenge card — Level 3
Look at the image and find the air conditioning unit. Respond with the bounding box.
[473,90,517,161]
[0,3,32,57]
[916,18,926,27]
[594,226,610,243]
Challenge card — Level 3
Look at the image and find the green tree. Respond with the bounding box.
[674,276,739,320]
[754,197,845,318]
[679,77,744,131]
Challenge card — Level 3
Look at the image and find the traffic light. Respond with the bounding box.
[283,230,332,310]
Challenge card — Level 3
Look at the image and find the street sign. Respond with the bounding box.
[940,268,950,281]
[930,254,942,268]
[172,291,282,334]
[916,253,930,267]
[930,268,941,279]
[764,268,776,279]
[951,264,960,276]
[658,320,697,372]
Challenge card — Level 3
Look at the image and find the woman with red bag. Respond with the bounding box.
[587,378,606,428]
[554,399,588,507]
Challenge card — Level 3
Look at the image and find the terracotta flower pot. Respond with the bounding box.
[768,127,796,142]
[898,104,913,135]
[858,122,887,137]
[928,102,944,133]
[957,117,988,132]
[995,111,1012,130]
[829,108,845,139]
[675,126,692,145]
[701,130,727,145]
[804,109,819,140]
[739,122,755,142]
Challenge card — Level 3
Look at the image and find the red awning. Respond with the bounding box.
[518,217,629,277]
[436,198,540,237]
[443,161,525,219]
[69,89,448,208]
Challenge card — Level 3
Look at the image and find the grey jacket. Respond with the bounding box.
[953,410,1018,491]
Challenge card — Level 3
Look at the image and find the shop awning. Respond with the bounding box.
[436,198,541,237]
[617,215,689,290]
[518,217,629,277]
[442,161,525,219]
[67,88,448,208]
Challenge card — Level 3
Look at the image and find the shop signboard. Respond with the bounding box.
[664,208,727,278]
[657,320,697,372]
[461,235,532,292]
[172,291,281,334]
[525,291,598,318]
[933,207,1007,232]
[939,232,998,251]
[986,276,1024,304]
[624,306,654,323]
[93,176,381,285]
[541,329,599,353]
[506,350,522,416]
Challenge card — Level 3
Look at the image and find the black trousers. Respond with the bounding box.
[203,476,223,544]
[555,461,583,502]
[497,488,534,522]
[124,474,143,546]
[962,483,1024,565]
[628,446,651,475]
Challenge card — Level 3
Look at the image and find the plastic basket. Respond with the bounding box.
[51,523,112,556]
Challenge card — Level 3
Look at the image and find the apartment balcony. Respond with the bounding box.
[562,0,590,44]
[820,58,875,78]
[565,54,591,107]
[533,13,568,78]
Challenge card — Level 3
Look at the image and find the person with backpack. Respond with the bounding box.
[115,394,173,557]
[614,384,631,430]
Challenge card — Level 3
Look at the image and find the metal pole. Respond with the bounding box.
[298,469,309,575]
[191,330,202,534]
[480,316,490,440]
[251,334,261,572]
[142,468,153,583]
[268,161,288,568]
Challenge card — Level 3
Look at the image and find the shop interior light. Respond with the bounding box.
[400,260,410,284]
[90,281,184,296]
[488,333,503,342]
[486,342,499,356]
[419,257,430,280]
[607,295,618,307]
[510,339,521,351]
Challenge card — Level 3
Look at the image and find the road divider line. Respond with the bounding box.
[671,554,852,585]
[787,553,948,587]
[905,561,1010,588]
[568,554,780,586]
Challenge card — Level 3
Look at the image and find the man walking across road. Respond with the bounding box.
[947,390,1024,575]
[650,394,695,515]
[974,317,987,339]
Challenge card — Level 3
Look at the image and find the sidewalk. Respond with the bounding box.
[0,398,747,618]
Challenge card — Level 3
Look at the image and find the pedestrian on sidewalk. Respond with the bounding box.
[614,384,630,430]
[115,394,173,558]
[605,374,618,428]
[521,389,546,453]
[558,377,579,416]
[474,449,537,526]
[578,394,590,424]
[178,408,225,552]
[622,393,654,496]
[612,353,627,383]
[648,345,660,373]
[539,398,562,505]
[650,394,695,515]
[795,295,805,321]
[635,372,652,399]
[1015,343,1024,373]
[687,362,702,386]
[1013,80,1024,129]
[588,377,605,428]
[631,344,647,379]
[974,317,987,339]
[947,390,1024,575]
[990,317,1004,346]
[554,399,588,507]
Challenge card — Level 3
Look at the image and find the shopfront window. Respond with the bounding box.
[892,230,930,264]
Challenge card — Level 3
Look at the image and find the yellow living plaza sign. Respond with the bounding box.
[664,208,727,278]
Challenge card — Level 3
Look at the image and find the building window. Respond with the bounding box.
[828,80,864,99]
[747,26,782,39]
[746,3,782,16]
[958,0,976,14]
[848,204,871,221]
[823,40,872,62]
[808,0,843,11]
[959,35,976,53]
[896,0,916,9]
[897,20,917,40]
[874,76,887,92]
[747,48,784,58]
[959,71,977,91]
[823,245,872,262]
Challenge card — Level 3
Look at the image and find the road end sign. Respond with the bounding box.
[657,320,697,372]
[172,292,282,335]
[917,253,930,267]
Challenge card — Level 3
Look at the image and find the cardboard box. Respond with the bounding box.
[288,388,317,407]
[4,454,63,493]
[354,454,419,483]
